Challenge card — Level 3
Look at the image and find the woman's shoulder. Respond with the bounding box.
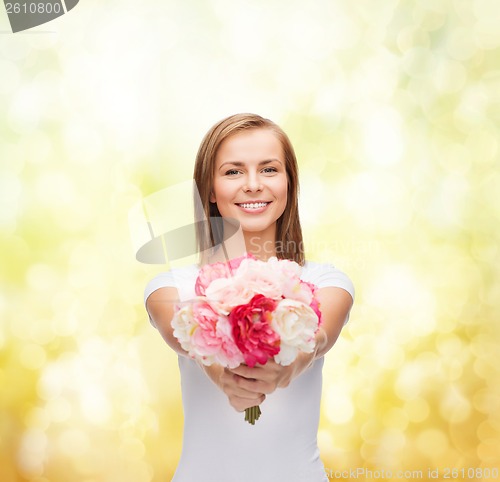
[144,264,200,304]
[302,260,355,299]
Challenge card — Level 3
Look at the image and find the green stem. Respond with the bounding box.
[244,405,262,425]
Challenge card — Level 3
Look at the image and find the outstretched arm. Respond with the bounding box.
[146,286,187,356]
[311,285,354,358]
[146,285,353,412]
[146,286,266,411]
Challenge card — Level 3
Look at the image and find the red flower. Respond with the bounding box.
[229,294,280,367]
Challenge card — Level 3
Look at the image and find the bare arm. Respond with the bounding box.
[313,286,354,358]
[146,285,353,412]
[146,286,266,411]
[146,287,187,356]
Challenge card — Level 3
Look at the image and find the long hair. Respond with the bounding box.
[193,113,305,265]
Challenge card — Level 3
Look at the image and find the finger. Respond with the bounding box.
[230,394,266,412]
[221,370,256,387]
[235,376,275,395]
[228,383,264,399]
[228,365,257,379]
[230,364,278,382]
[221,372,265,398]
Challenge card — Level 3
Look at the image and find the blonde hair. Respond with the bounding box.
[193,113,305,265]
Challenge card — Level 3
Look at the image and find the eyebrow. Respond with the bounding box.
[219,159,283,169]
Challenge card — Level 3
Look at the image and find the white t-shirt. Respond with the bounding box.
[144,261,354,482]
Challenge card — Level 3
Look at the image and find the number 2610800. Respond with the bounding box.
[5,3,62,14]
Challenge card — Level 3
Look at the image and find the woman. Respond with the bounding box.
[145,113,354,481]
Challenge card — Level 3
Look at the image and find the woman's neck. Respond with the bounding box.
[243,231,276,261]
[207,225,277,263]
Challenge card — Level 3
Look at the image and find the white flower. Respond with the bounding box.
[271,299,319,366]
[171,303,196,353]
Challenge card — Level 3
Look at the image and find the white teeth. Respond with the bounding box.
[239,202,268,209]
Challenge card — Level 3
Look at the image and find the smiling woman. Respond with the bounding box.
[144,113,354,482]
[193,114,304,265]
[210,128,288,257]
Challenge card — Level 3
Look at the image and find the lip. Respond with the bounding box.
[235,200,271,214]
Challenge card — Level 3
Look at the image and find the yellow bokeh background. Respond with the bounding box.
[1,1,499,481]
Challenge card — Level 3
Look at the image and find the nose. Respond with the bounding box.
[243,173,263,192]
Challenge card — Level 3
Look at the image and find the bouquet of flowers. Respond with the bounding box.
[171,253,322,424]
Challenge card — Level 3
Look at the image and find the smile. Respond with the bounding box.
[236,202,270,209]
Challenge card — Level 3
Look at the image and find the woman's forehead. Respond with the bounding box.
[216,129,284,165]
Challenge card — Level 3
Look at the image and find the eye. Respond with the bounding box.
[262,166,278,174]
[224,169,241,176]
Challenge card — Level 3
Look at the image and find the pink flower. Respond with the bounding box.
[229,294,280,368]
[228,252,256,270]
[190,301,225,356]
[257,256,305,302]
[232,258,283,300]
[195,253,256,296]
[172,300,243,368]
[266,256,302,279]
[300,280,322,325]
[280,276,308,303]
[205,277,255,311]
[195,262,231,296]
[214,315,245,367]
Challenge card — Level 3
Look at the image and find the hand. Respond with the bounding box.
[229,350,315,393]
[201,363,266,412]
[228,328,328,390]
[200,328,328,412]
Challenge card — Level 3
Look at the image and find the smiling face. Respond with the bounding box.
[210,128,288,247]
